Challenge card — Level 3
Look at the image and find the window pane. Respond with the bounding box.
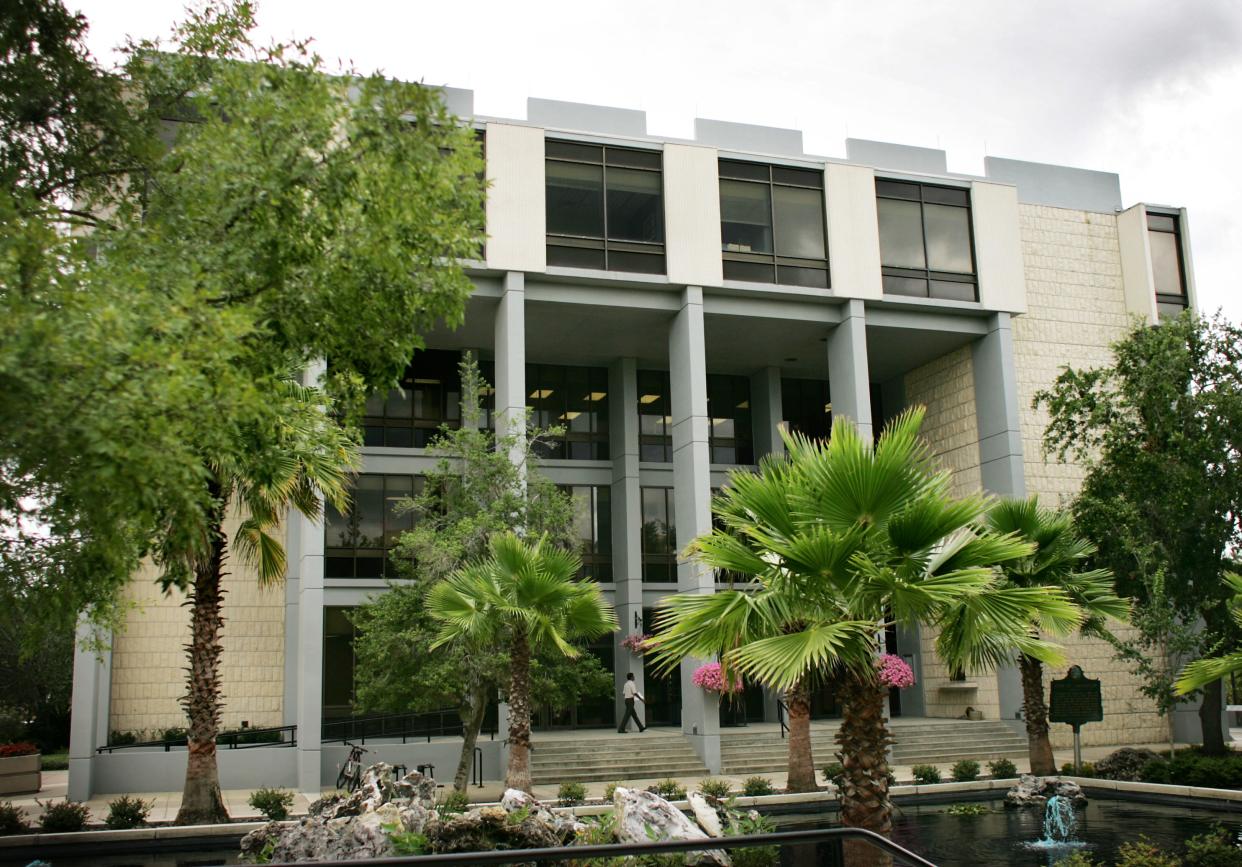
[354,475,384,548]
[773,186,826,260]
[1147,213,1177,232]
[547,244,606,270]
[929,279,977,302]
[776,265,828,288]
[384,387,412,419]
[1149,230,1184,296]
[723,259,775,283]
[772,166,822,188]
[546,140,602,162]
[876,180,919,200]
[720,180,772,254]
[719,160,769,182]
[606,148,661,169]
[546,161,604,237]
[641,489,670,554]
[883,274,928,297]
[877,199,926,269]
[607,250,665,274]
[922,185,969,206]
[606,167,663,242]
[596,486,612,556]
[1158,299,1188,321]
[924,203,974,274]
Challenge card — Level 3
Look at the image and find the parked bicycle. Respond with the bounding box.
[336,741,369,792]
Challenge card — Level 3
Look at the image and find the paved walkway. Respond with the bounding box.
[6,738,1203,826]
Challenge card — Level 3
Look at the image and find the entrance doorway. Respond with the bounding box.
[532,634,617,730]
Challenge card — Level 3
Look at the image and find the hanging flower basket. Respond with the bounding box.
[692,662,743,694]
[877,654,916,689]
[621,633,653,655]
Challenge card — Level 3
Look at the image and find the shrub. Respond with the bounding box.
[723,806,779,867]
[821,762,844,785]
[741,776,775,797]
[603,782,620,802]
[647,779,687,801]
[1115,836,1179,867]
[1141,754,1242,789]
[697,778,732,800]
[38,799,89,832]
[160,727,188,743]
[104,795,152,830]
[0,709,25,744]
[41,753,68,771]
[946,803,988,816]
[248,787,294,822]
[0,743,38,758]
[1054,854,1099,867]
[1061,761,1095,777]
[108,730,138,746]
[437,789,470,816]
[557,781,587,807]
[951,760,980,782]
[1094,747,1160,782]
[1184,824,1242,866]
[911,764,942,785]
[0,802,30,836]
[987,758,1018,779]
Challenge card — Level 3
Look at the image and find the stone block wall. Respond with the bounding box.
[108,508,286,737]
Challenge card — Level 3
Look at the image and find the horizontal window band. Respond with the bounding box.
[882,266,976,283]
[1156,292,1188,303]
[722,252,827,269]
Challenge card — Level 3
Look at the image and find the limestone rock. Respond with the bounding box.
[613,786,731,867]
[1004,774,1088,809]
[688,791,724,838]
[1094,747,1160,781]
[426,803,562,853]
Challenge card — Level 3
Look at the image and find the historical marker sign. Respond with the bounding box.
[1049,665,1103,729]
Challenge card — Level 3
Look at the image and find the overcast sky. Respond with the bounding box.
[74,0,1242,324]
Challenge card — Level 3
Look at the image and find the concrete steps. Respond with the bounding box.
[530,732,709,784]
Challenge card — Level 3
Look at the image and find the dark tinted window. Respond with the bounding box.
[637,370,672,462]
[1148,211,1187,321]
[720,160,828,288]
[325,475,421,579]
[641,487,676,583]
[363,351,493,448]
[876,180,976,301]
[561,485,613,581]
[707,374,753,465]
[528,363,610,460]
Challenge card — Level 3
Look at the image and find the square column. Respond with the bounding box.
[495,271,527,457]
[668,286,721,771]
[609,358,645,723]
[972,312,1027,725]
[749,366,784,459]
[827,299,873,441]
[296,360,327,795]
[67,620,111,801]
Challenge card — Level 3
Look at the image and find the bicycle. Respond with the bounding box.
[336,741,369,792]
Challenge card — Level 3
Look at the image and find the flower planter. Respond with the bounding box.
[0,753,41,795]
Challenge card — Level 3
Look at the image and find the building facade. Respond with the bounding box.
[69,89,1200,798]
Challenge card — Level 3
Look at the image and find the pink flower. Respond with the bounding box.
[692,662,743,694]
[877,654,916,689]
[621,633,652,654]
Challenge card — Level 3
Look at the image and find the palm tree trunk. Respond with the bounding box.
[784,679,818,793]
[505,631,533,793]
[1018,654,1057,775]
[1199,677,1227,756]
[835,672,893,834]
[175,500,230,825]
[453,680,489,792]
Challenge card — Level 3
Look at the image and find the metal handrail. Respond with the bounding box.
[267,826,937,866]
[96,723,297,753]
[776,698,789,739]
[321,707,498,745]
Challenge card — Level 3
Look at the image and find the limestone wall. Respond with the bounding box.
[108,509,286,737]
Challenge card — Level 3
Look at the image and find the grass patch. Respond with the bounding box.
[41,753,68,771]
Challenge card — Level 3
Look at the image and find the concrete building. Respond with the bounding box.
[69,89,1200,799]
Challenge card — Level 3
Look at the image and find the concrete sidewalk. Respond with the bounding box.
[7,739,1200,827]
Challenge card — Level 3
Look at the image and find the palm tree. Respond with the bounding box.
[1175,572,1242,695]
[648,408,1079,843]
[986,496,1128,776]
[171,380,356,824]
[426,532,617,792]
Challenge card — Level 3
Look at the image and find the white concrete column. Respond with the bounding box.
[67,620,111,802]
[669,286,720,771]
[610,358,645,725]
[827,299,873,441]
[296,359,327,795]
[749,366,784,459]
[495,272,527,466]
[972,312,1027,726]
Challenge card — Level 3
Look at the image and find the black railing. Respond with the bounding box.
[776,698,789,739]
[97,724,297,753]
[268,826,937,866]
[321,707,498,745]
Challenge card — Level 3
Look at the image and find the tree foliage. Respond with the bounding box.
[1036,312,1242,753]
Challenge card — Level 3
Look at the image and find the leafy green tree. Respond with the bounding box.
[351,357,613,791]
[1036,312,1242,754]
[427,532,617,793]
[648,410,1076,846]
[0,586,74,751]
[1176,573,1242,695]
[4,0,484,823]
[985,496,1128,775]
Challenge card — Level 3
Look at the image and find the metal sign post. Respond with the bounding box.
[1049,665,1103,774]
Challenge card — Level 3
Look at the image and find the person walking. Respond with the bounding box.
[618,672,646,733]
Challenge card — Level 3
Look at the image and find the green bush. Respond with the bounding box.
[557,781,587,807]
[108,730,138,746]
[603,781,620,802]
[741,776,775,797]
[437,789,470,816]
[1141,754,1242,789]
[40,753,68,771]
[821,762,844,785]
[697,778,732,800]
[38,799,90,832]
[0,802,30,836]
[951,760,980,782]
[723,806,778,867]
[1184,824,1242,866]
[987,758,1018,779]
[248,787,294,821]
[104,795,152,830]
[911,764,942,785]
[647,779,687,801]
[0,708,25,744]
[1062,761,1096,777]
[1115,837,1179,867]
[1053,854,1098,867]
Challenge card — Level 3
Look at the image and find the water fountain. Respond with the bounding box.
[1022,793,1088,860]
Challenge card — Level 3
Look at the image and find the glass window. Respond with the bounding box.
[325,474,422,579]
[561,485,613,581]
[637,370,672,462]
[1148,211,1187,321]
[322,607,356,718]
[877,180,976,301]
[720,159,828,288]
[781,378,832,442]
[528,363,609,460]
[546,142,664,274]
[641,487,676,583]
[707,374,753,465]
[363,351,493,448]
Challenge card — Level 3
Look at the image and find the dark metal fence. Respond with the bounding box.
[321,707,499,745]
[96,723,297,753]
